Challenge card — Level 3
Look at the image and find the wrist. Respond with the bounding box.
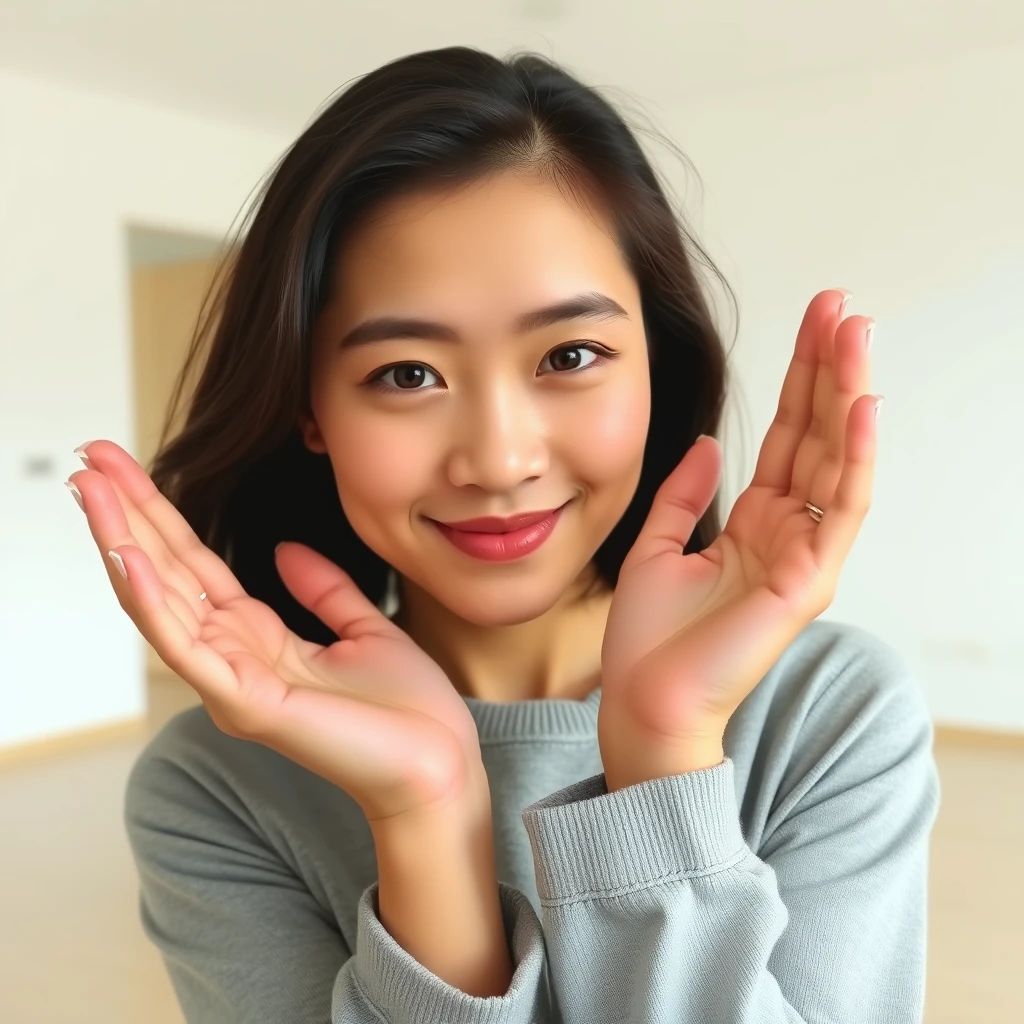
[600,712,725,793]
[370,763,513,997]
[369,761,492,858]
[605,741,725,793]
[358,738,488,830]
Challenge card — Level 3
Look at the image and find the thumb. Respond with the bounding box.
[622,435,722,572]
[274,542,393,641]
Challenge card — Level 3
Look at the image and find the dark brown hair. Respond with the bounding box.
[150,45,736,646]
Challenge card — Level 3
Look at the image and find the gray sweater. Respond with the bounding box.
[124,619,940,1023]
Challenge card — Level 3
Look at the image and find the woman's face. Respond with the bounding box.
[302,169,651,626]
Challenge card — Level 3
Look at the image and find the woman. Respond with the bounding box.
[66,46,938,1023]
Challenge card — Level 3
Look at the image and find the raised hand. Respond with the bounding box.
[67,440,482,824]
[598,289,879,789]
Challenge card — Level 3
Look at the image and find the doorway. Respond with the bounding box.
[126,224,228,719]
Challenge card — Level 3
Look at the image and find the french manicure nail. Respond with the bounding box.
[65,480,85,511]
[73,442,95,469]
[839,290,853,316]
[866,321,875,351]
[874,395,885,422]
[108,550,128,580]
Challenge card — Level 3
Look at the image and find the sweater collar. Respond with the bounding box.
[462,685,602,742]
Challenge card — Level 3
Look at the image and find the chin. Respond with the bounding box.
[441,577,572,628]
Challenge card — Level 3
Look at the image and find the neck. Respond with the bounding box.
[392,565,612,704]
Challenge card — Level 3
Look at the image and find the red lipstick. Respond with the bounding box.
[429,501,570,562]
[439,508,562,533]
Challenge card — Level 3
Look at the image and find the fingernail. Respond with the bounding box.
[839,290,853,316]
[73,442,95,469]
[108,550,128,580]
[866,320,875,351]
[874,395,885,422]
[65,480,85,511]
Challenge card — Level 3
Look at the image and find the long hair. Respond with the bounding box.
[149,45,736,646]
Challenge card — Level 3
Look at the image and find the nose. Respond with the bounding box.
[446,382,549,492]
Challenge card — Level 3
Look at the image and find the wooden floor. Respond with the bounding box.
[0,673,1021,1023]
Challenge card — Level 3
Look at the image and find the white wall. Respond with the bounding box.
[659,44,1023,732]
[1,42,1020,750]
[0,70,288,748]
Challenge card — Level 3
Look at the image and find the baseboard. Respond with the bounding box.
[933,724,1024,751]
[0,716,147,769]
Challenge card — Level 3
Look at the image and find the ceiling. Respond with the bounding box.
[1,0,1022,136]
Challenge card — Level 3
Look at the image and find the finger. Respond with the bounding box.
[70,466,151,607]
[111,543,239,706]
[812,394,880,570]
[804,315,873,510]
[70,467,206,622]
[274,542,396,641]
[74,440,245,607]
[750,289,851,493]
[621,434,722,572]
[71,467,209,621]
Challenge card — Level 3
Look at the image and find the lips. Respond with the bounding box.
[436,503,568,533]
[430,502,569,562]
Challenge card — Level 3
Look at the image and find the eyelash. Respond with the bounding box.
[365,342,618,396]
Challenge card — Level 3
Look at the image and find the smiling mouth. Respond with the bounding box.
[427,500,572,562]
[433,501,571,534]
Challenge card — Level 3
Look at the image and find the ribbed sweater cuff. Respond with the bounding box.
[520,756,748,903]
[352,879,548,1024]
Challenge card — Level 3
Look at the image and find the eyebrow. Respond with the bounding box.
[337,291,630,350]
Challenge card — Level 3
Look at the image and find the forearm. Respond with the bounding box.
[369,762,513,998]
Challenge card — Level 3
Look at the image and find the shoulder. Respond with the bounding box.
[728,618,937,821]
[124,707,318,890]
[124,703,364,859]
[723,621,940,859]
[126,699,333,800]
[123,703,319,848]
[754,617,932,746]
[126,703,242,804]
[123,705,257,847]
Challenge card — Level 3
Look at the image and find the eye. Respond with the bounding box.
[365,342,617,395]
[368,363,442,394]
[539,342,614,375]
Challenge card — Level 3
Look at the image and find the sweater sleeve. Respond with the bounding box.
[519,651,941,1023]
[124,749,551,1024]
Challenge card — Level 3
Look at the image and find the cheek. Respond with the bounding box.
[328,413,434,518]
[562,377,651,488]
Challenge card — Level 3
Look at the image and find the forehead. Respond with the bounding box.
[332,170,636,313]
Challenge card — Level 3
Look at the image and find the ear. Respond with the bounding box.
[297,412,328,454]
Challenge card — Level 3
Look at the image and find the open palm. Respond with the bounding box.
[68,440,480,822]
[600,291,879,763]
